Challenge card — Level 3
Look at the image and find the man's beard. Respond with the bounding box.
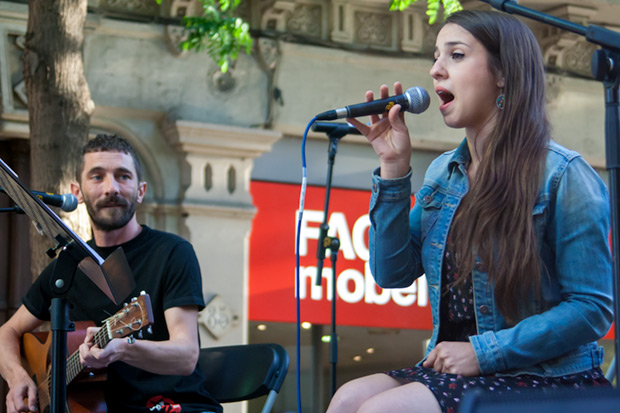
[83,193,138,232]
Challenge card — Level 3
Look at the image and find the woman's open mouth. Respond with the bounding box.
[437,89,455,111]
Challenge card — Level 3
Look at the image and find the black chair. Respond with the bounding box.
[458,386,620,413]
[198,343,289,413]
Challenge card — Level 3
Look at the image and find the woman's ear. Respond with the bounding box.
[497,74,505,89]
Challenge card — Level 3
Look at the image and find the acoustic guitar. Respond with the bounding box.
[21,292,154,413]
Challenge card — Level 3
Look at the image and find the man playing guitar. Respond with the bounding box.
[0,134,220,413]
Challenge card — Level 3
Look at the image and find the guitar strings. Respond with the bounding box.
[47,299,146,385]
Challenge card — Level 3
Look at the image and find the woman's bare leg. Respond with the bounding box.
[326,373,401,413]
[358,381,441,413]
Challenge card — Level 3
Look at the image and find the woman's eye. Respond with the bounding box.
[451,52,464,59]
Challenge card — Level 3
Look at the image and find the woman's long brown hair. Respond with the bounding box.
[445,10,550,324]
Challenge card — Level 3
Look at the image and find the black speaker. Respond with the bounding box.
[458,386,620,413]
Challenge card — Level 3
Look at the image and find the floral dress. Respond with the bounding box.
[385,244,610,413]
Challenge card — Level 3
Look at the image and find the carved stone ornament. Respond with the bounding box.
[261,0,296,31]
[198,294,238,340]
[543,35,597,78]
[209,67,237,93]
[257,37,280,71]
[539,4,599,77]
[164,25,188,57]
[13,80,27,106]
[287,3,322,38]
[562,40,598,77]
[12,35,27,106]
[15,34,25,50]
[100,0,159,16]
[165,0,201,56]
[355,11,392,47]
[330,2,402,51]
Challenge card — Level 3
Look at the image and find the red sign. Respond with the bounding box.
[249,180,432,330]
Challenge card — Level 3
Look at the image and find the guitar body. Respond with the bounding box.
[20,293,153,413]
[22,322,107,413]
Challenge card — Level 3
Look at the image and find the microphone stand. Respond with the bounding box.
[47,236,83,413]
[312,121,361,396]
[482,0,620,383]
[0,206,24,213]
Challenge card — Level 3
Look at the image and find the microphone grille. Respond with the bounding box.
[62,193,79,212]
[405,87,430,114]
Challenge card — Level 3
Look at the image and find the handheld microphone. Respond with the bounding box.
[0,187,78,212]
[315,86,430,121]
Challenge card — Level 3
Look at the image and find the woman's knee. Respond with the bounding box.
[327,380,366,412]
[327,374,400,413]
[357,381,441,413]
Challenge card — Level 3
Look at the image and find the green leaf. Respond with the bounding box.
[174,0,253,72]
[391,0,463,24]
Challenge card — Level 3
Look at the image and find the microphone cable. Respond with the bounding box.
[294,116,317,413]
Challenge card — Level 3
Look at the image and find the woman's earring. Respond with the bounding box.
[496,92,505,110]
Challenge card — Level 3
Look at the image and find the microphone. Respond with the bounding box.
[33,191,79,212]
[0,187,78,212]
[315,86,430,121]
[311,122,362,136]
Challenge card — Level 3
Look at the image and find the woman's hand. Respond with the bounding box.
[347,82,412,179]
[423,341,481,376]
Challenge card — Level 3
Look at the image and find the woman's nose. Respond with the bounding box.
[430,58,446,79]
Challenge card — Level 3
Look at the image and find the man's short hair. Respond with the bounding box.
[76,134,143,182]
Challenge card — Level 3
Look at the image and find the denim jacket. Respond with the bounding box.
[368,139,613,377]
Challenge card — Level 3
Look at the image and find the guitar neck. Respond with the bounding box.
[65,325,110,384]
[63,294,153,384]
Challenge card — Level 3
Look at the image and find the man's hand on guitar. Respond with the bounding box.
[5,370,37,413]
[79,326,126,369]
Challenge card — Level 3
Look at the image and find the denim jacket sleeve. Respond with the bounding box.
[368,167,424,288]
[470,155,614,375]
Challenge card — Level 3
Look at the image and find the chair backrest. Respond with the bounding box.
[198,343,289,411]
[459,386,620,413]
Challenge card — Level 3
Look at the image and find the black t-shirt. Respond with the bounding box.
[23,226,222,413]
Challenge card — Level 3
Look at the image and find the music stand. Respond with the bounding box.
[0,156,136,413]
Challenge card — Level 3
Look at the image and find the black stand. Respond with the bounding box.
[327,238,340,397]
[48,238,85,413]
[311,121,361,396]
[0,207,24,214]
[50,297,70,413]
[482,0,620,383]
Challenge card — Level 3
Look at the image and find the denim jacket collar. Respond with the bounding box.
[447,138,471,179]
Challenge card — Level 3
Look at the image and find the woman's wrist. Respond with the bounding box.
[379,160,411,179]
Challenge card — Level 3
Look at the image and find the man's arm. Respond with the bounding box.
[0,305,46,413]
[79,305,200,375]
